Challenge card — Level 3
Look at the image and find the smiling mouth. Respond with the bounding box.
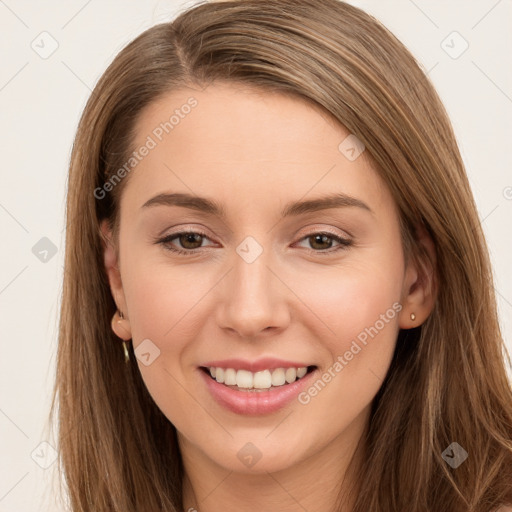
[200,365,317,392]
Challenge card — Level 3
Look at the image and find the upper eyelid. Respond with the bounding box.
[160,223,351,239]
[162,227,349,239]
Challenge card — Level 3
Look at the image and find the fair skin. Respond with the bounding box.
[102,82,436,512]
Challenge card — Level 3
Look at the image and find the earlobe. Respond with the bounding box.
[398,225,437,329]
[111,309,132,341]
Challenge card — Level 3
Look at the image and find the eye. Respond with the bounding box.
[295,231,352,254]
[154,229,352,256]
[156,230,214,255]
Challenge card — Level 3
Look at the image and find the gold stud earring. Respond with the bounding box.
[117,310,130,364]
[410,313,416,321]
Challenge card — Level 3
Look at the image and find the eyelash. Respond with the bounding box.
[155,229,353,256]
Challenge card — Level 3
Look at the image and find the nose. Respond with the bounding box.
[215,248,291,340]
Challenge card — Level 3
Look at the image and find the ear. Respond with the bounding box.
[398,225,437,329]
[100,219,132,341]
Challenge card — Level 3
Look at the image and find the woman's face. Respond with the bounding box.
[103,82,422,475]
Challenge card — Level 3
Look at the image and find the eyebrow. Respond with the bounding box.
[141,192,373,218]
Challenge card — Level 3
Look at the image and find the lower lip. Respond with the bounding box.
[199,367,317,415]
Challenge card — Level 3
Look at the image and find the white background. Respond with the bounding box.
[0,0,511,510]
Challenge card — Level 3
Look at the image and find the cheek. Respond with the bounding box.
[122,263,210,349]
[120,263,212,426]
[304,255,401,368]
[295,258,403,419]
[304,255,403,345]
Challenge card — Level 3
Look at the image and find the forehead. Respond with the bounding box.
[135,82,347,152]
[122,82,389,215]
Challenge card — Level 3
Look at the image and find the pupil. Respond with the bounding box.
[181,233,202,248]
[311,234,331,250]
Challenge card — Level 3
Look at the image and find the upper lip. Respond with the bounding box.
[201,358,313,373]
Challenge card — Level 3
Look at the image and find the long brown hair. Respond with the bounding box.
[51,0,512,510]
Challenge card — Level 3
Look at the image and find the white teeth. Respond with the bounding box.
[207,366,310,390]
[285,367,297,383]
[253,370,272,389]
[297,367,307,378]
[236,369,253,388]
[215,367,224,383]
[271,368,286,386]
[224,368,237,385]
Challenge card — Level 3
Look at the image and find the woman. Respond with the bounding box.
[52,0,512,510]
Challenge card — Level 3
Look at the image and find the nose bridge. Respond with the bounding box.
[216,236,289,337]
[235,248,272,305]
